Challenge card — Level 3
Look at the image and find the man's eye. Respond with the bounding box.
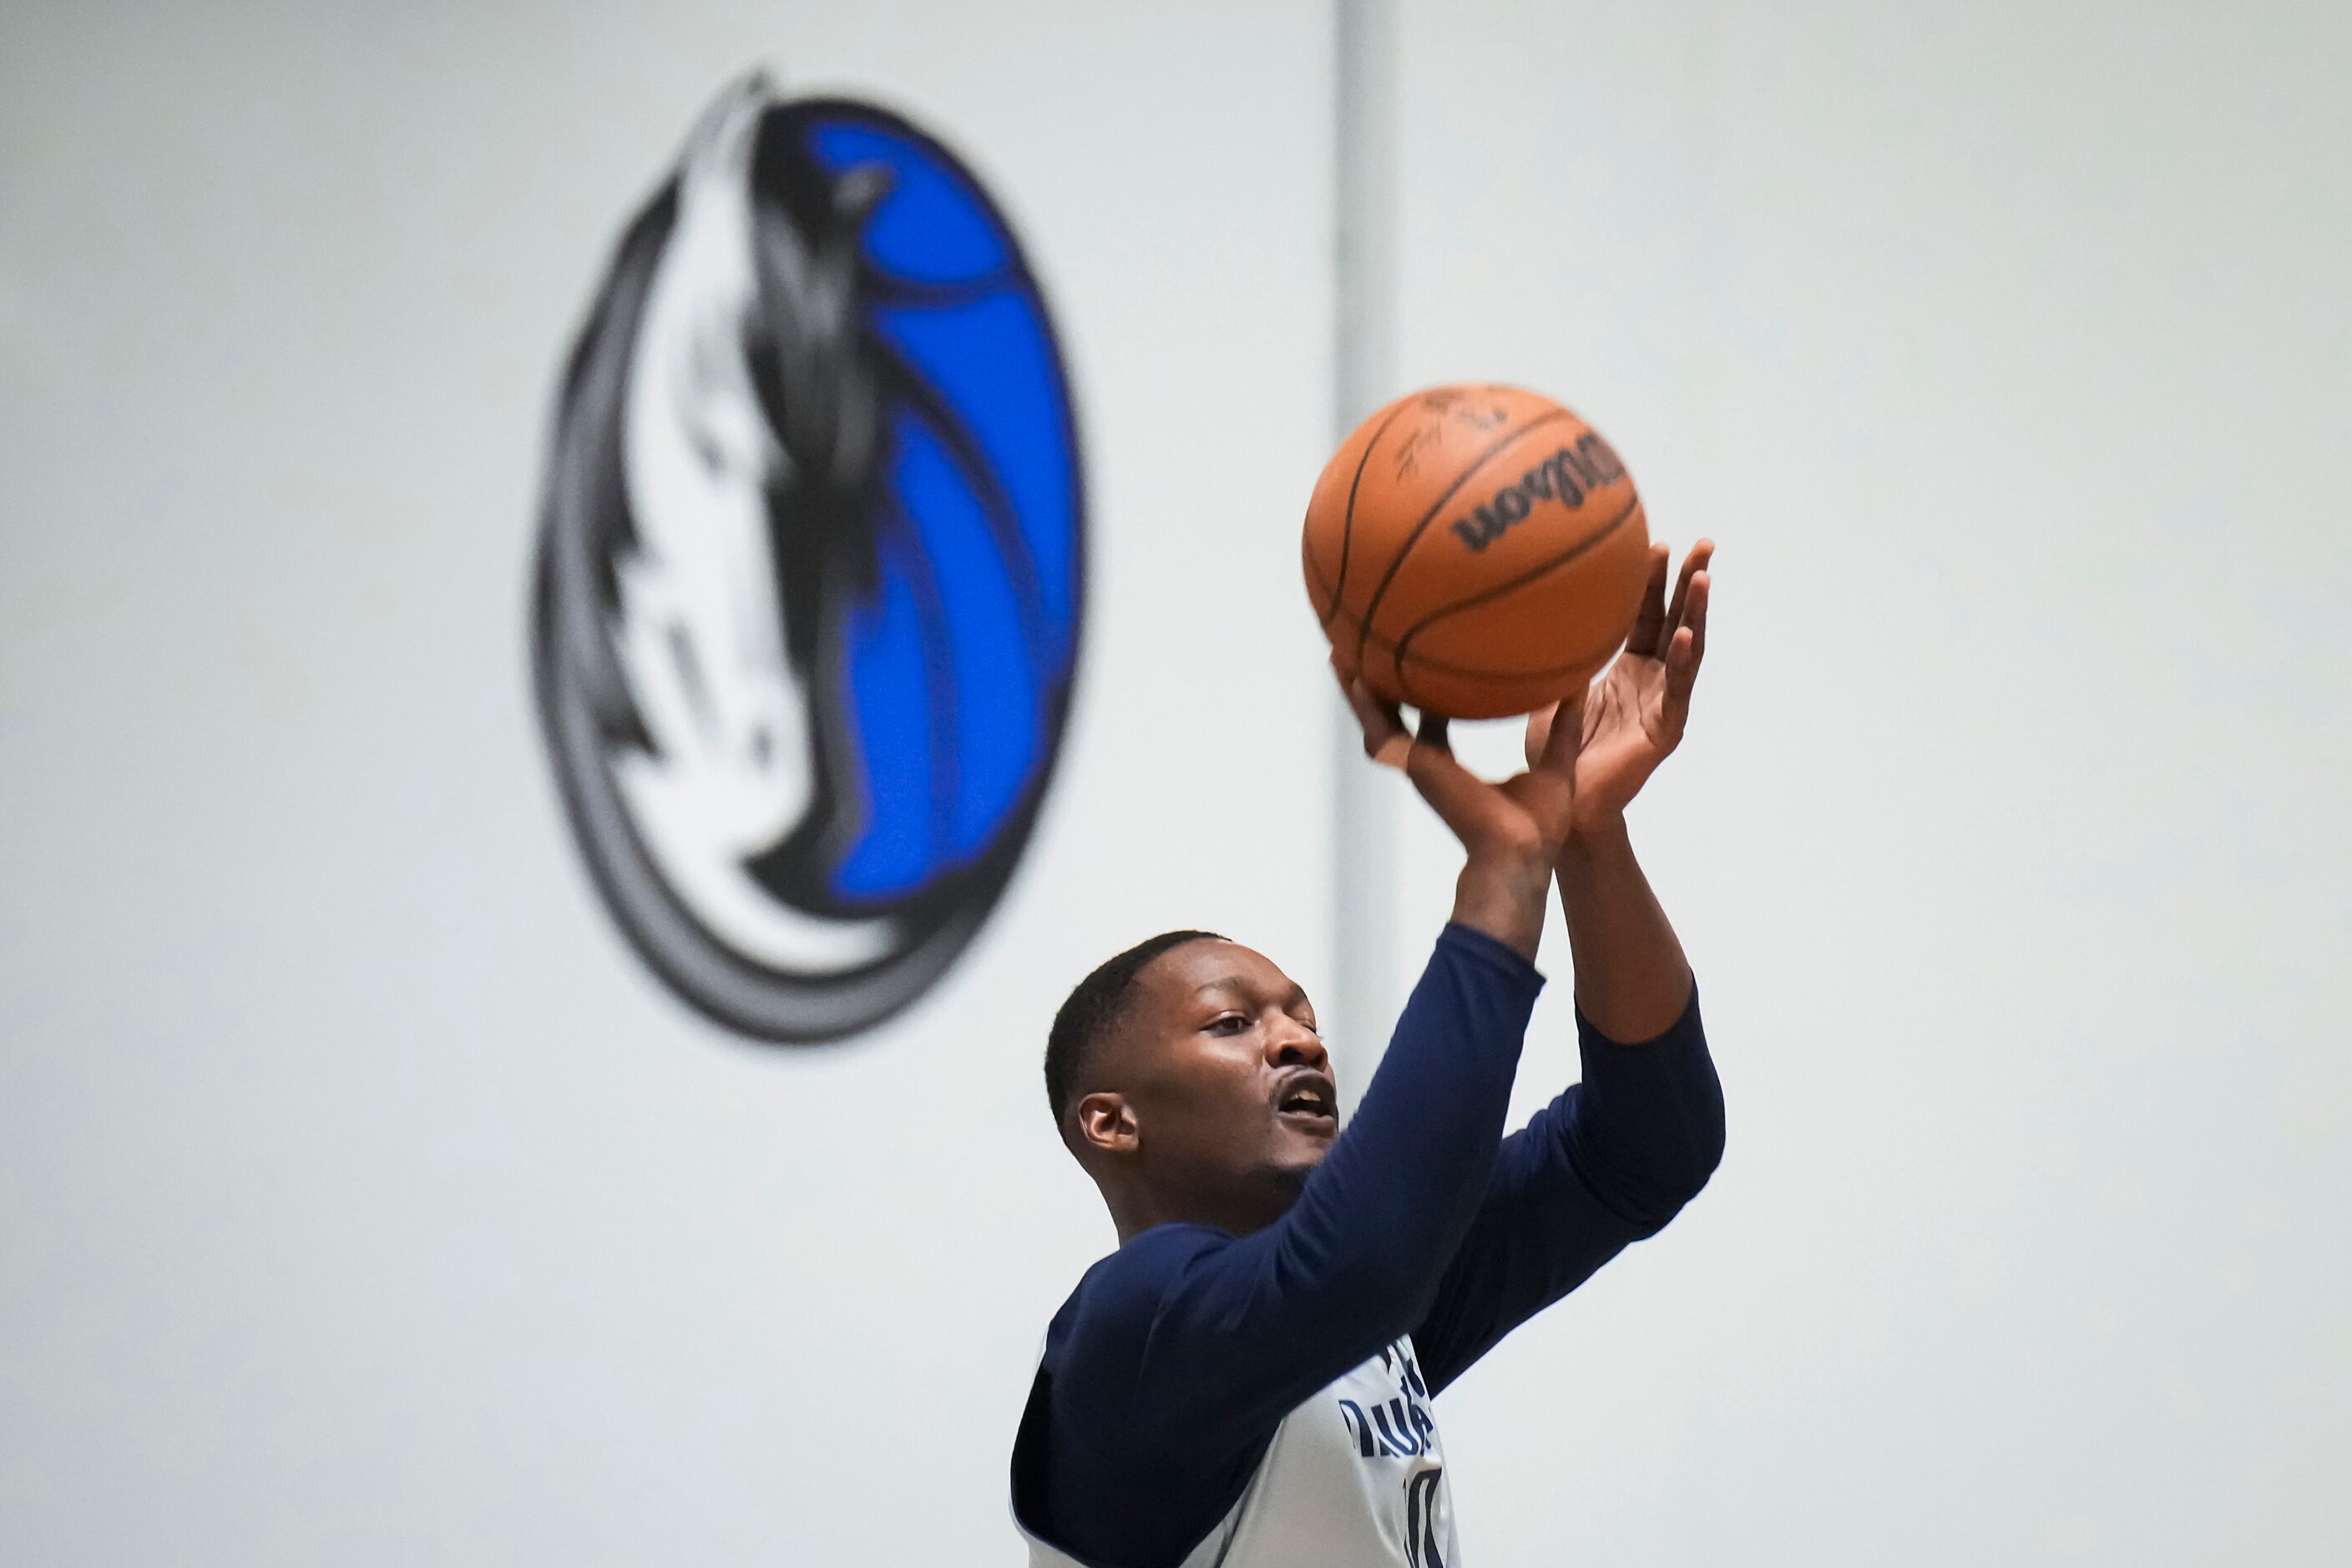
[1207,1014,1248,1034]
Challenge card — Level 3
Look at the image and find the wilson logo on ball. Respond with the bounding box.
[531,74,1084,1044]
[1449,432,1626,553]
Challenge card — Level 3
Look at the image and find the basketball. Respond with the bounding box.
[1302,383,1653,719]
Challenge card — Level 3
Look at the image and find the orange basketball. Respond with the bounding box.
[1302,384,1652,720]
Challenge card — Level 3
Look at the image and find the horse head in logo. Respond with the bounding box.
[534,75,1084,1041]
[598,77,895,968]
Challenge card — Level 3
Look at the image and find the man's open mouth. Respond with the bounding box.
[1275,1075,1338,1127]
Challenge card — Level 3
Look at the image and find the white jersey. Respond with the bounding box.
[1019,1336,1456,1568]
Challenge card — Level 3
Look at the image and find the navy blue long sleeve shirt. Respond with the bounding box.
[1012,923,1724,1568]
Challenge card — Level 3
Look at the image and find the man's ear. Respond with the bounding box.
[1072,1091,1140,1156]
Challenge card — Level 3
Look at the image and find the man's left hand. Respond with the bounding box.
[1525,539,1712,837]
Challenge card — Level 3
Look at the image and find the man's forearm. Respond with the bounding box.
[1555,815,1692,1041]
[1450,847,1556,959]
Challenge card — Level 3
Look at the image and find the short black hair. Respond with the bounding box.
[1044,929,1227,1125]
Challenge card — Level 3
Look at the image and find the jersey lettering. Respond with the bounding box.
[1404,1466,1447,1568]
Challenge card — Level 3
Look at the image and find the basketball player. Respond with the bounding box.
[1012,542,1722,1566]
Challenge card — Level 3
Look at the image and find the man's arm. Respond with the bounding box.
[1031,923,1543,1566]
[1024,680,1588,1568]
[1411,840,1722,1393]
[1411,541,1727,1392]
[1558,815,1690,1040]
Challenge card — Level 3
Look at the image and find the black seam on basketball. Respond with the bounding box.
[1302,538,1338,619]
[1323,400,1413,631]
[1350,409,1573,668]
[1394,647,1431,711]
[1399,628,1628,681]
[1393,493,1643,673]
[1357,610,1628,680]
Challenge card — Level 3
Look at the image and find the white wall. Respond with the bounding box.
[1385,3,2351,1564]
[0,3,1334,1561]
[5,2,2347,1565]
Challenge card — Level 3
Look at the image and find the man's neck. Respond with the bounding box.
[1107,1171,1305,1245]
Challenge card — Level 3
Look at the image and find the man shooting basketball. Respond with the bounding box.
[1012,542,1722,1567]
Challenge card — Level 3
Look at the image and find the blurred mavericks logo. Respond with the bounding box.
[533,76,1084,1043]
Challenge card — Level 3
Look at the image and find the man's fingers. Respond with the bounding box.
[1531,689,1586,777]
[1662,540,1712,643]
[1402,717,1498,835]
[1678,568,1710,668]
[1660,625,1698,733]
[1625,544,1671,659]
[1520,701,1558,770]
[1334,660,1411,766]
[1658,565,1708,737]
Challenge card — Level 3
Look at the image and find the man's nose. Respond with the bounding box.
[1262,1018,1328,1072]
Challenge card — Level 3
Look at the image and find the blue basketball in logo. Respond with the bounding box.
[533,77,1083,1042]
[804,110,1080,905]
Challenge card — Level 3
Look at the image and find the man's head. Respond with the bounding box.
[1046,932,1338,1242]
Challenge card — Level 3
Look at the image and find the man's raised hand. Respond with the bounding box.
[1525,539,1712,837]
[1336,658,1585,958]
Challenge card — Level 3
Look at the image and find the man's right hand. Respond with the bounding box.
[1335,660,1585,959]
